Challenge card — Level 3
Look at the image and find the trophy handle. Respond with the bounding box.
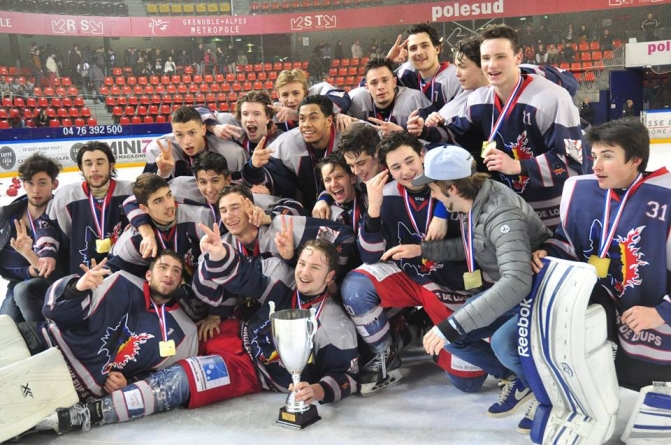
[307,308,318,347]
[268,301,276,317]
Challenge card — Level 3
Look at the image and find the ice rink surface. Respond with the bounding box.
[0,144,669,445]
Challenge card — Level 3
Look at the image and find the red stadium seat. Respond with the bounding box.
[87,117,98,126]
[80,107,91,117]
[74,118,85,126]
[61,118,73,127]
[119,116,131,125]
[49,118,60,127]
[131,116,142,125]
[0,120,9,129]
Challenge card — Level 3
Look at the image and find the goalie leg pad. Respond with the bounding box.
[0,347,78,443]
[520,257,619,445]
[0,314,30,369]
[622,382,671,444]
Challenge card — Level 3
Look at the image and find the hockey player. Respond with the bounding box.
[144,106,248,180]
[18,251,199,403]
[533,117,671,394]
[272,69,354,133]
[386,23,461,110]
[197,91,283,157]
[107,174,211,284]
[317,153,366,233]
[242,95,344,212]
[340,132,485,395]
[0,153,63,322]
[381,145,550,428]
[347,57,433,136]
[35,235,357,434]
[35,141,136,275]
[442,25,584,228]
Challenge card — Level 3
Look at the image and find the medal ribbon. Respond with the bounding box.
[236,238,260,257]
[351,195,360,233]
[488,75,524,144]
[401,186,433,239]
[460,210,476,272]
[293,290,327,325]
[86,179,116,240]
[597,173,643,258]
[25,211,37,238]
[154,225,178,252]
[418,62,449,103]
[150,300,169,342]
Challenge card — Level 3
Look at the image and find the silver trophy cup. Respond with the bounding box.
[270,303,321,429]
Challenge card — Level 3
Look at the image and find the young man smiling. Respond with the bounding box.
[35,142,135,275]
[144,106,248,180]
[0,154,63,323]
[340,132,485,395]
[348,57,433,136]
[242,95,345,212]
[446,25,584,229]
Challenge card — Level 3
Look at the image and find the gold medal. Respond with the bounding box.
[96,238,111,254]
[481,141,497,158]
[159,339,176,357]
[588,255,610,278]
[463,270,483,290]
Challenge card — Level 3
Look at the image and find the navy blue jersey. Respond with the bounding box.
[194,244,358,403]
[41,271,198,401]
[37,180,133,274]
[544,170,671,365]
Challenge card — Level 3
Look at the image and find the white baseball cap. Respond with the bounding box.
[412,145,474,187]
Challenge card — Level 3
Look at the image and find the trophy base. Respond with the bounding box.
[276,405,321,429]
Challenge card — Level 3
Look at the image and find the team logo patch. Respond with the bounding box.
[397,222,443,276]
[500,225,510,233]
[100,314,155,374]
[502,131,532,194]
[615,226,648,294]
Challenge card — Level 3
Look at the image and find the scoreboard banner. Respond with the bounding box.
[644,109,671,142]
[0,123,169,176]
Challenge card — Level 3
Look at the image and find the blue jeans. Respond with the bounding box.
[490,315,527,386]
[443,294,517,380]
[0,282,22,323]
[14,278,52,322]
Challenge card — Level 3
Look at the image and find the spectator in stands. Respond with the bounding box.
[580,98,595,125]
[524,45,535,64]
[547,44,560,64]
[35,108,49,128]
[154,58,163,74]
[308,47,323,85]
[322,43,333,73]
[578,23,590,42]
[351,39,364,59]
[641,12,660,41]
[45,51,59,89]
[536,23,547,46]
[0,76,10,99]
[31,48,43,88]
[226,43,237,74]
[94,48,106,76]
[561,40,575,63]
[216,45,227,75]
[9,78,26,100]
[237,51,248,68]
[24,79,34,98]
[600,29,614,51]
[535,44,548,64]
[196,43,205,75]
[77,59,90,97]
[164,56,176,75]
[177,49,189,73]
[128,47,138,68]
[9,109,25,129]
[622,99,635,118]
[89,62,105,104]
[564,23,575,43]
[204,48,216,76]
[68,44,82,81]
[107,48,116,77]
[335,40,344,60]
[520,24,536,48]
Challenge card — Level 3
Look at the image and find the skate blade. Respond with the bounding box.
[359,370,403,397]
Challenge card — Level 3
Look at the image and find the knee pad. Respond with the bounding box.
[621,382,671,444]
[0,315,31,369]
[520,257,619,445]
[0,348,78,443]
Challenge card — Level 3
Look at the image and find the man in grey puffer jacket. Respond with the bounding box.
[382,145,550,418]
